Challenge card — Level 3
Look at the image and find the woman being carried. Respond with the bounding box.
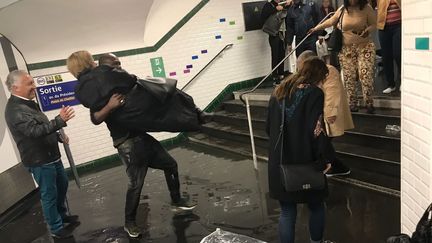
[67,50,207,133]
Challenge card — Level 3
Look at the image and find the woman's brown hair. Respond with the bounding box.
[274,57,328,101]
[66,50,96,78]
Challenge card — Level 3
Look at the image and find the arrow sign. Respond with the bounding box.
[150,57,166,78]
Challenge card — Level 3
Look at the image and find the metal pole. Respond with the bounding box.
[245,97,258,170]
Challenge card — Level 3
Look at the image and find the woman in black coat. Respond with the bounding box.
[266,57,334,243]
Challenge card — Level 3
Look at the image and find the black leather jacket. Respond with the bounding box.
[5,95,66,167]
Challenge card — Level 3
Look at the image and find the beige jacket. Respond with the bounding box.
[322,65,354,137]
[377,0,401,30]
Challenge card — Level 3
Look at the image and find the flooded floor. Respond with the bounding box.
[0,142,400,243]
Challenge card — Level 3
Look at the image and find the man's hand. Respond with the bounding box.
[59,106,75,122]
[326,116,337,124]
[276,5,284,11]
[59,133,69,145]
[106,93,126,110]
[285,0,293,6]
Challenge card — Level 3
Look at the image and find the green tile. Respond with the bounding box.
[237,36,243,40]
[229,21,236,25]
[416,37,430,50]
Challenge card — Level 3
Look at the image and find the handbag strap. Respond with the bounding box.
[279,98,286,166]
[334,6,345,29]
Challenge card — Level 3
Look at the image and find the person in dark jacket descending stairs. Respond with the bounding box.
[286,0,321,57]
[4,70,79,239]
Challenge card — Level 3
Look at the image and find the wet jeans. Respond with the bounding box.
[279,201,325,243]
[117,134,181,223]
[29,161,69,233]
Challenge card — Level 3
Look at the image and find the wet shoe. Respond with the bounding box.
[198,111,214,124]
[326,163,351,177]
[383,86,396,94]
[171,198,197,211]
[63,215,79,224]
[124,222,141,238]
[51,228,73,239]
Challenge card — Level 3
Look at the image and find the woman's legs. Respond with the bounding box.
[308,202,326,243]
[339,45,359,109]
[279,201,297,243]
[357,42,376,109]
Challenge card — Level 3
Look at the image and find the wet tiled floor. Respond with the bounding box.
[0,142,400,243]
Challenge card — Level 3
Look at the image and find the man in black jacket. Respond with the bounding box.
[4,70,77,239]
[90,54,197,238]
[286,0,320,57]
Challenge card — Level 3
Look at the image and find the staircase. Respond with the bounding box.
[188,87,401,195]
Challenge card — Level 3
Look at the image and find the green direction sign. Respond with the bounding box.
[150,57,166,77]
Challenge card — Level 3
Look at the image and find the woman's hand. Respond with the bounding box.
[308,28,316,35]
[323,163,332,174]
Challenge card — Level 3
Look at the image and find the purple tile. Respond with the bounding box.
[184,69,191,74]
[169,72,177,76]
[201,50,208,54]
[186,64,193,69]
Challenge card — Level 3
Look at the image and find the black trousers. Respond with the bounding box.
[269,35,286,77]
[378,23,401,88]
[117,133,181,223]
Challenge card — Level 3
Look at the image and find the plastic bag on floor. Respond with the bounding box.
[200,228,267,243]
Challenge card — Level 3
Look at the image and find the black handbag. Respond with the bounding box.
[327,7,345,53]
[262,10,287,36]
[412,203,432,243]
[278,98,326,192]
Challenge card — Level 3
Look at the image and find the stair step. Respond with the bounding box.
[188,134,400,192]
[210,111,400,152]
[233,89,401,109]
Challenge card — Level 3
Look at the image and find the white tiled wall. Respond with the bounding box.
[401,0,432,233]
[30,0,271,167]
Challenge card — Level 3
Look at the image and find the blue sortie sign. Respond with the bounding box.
[36,81,80,112]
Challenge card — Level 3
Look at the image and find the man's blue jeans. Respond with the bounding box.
[29,161,69,233]
[279,201,325,243]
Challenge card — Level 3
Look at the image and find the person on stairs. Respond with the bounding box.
[261,0,293,84]
[88,54,197,238]
[377,0,401,94]
[298,51,354,177]
[310,0,377,114]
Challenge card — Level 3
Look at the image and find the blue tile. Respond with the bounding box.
[192,55,199,60]
[215,35,222,40]
[219,18,226,22]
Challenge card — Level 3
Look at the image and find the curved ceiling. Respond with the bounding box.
[0,0,154,63]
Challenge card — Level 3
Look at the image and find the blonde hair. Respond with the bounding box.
[66,50,95,78]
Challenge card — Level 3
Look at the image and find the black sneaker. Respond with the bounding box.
[171,198,197,212]
[63,215,79,224]
[51,228,73,239]
[124,222,141,238]
[326,162,351,177]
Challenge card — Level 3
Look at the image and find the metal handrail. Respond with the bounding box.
[242,12,335,169]
[181,43,234,91]
[239,11,335,104]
